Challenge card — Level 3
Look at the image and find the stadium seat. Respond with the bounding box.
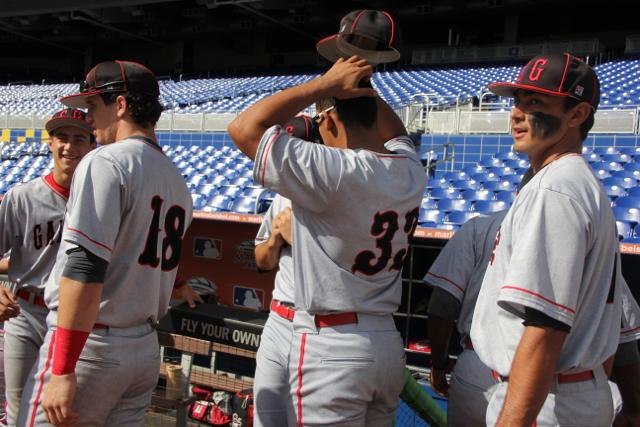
[602,177,636,190]
[438,198,471,212]
[421,198,438,210]
[615,197,640,209]
[447,211,480,225]
[600,154,632,164]
[419,209,445,225]
[427,177,450,189]
[627,187,640,198]
[621,237,640,244]
[461,189,494,201]
[220,185,243,198]
[480,158,505,168]
[474,200,510,214]
[616,221,634,240]
[604,185,627,199]
[463,165,486,175]
[443,171,468,181]
[482,181,515,192]
[612,207,640,224]
[233,196,259,214]
[590,161,624,172]
[496,191,516,203]
[451,179,480,190]
[429,188,461,200]
[206,195,233,212]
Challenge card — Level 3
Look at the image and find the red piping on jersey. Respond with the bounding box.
[426,272,464,293]
[501,285,576,314]
[67,228,113,252]
[621,325,640,334]
[43,173,70,200]
[296,333,308,427]
[260,130,281,186]
[29,330,57,427]
[558,53,571,92]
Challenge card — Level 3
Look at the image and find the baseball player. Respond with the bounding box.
[17,60,193,426]
[1,257,7,425]
[470,53,622,426]
[252,116,318,427]
[228,55,426,426]
[0,108,95,426]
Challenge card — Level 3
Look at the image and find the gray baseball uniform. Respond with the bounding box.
[0,174,68,425]
[253,125,426,426]
[471,154,622,426]
[253,195,294,427]
[18,137,193,426]
[427,208,640,427]
[425,210,506,427]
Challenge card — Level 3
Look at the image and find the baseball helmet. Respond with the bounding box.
[284,115,322,144]
[186,276,218,296]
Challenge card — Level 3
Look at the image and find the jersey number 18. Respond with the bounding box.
[138,195,186,271]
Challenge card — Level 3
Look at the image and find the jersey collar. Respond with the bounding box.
[43,172,70,200]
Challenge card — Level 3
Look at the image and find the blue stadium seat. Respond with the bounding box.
[593,169,612,180]
[496,191,516,203]
[593,147,620,155]
[480,158,505,168]
[233,196,259,214]
[610,170,640,181]
[447,211,480,225]
[429,188,461,200]
[502,174,523,184]
[242,187,265,198]
[482,181,515,192]
[444,171,468,181]
[590,161,624,172]
[619,147,640,157]
[494,151,519,161]
[419,220,438,229]
[463,165,486,175]
[474,200,510,214]
[602,177,636,190]
[615,196,640,209]
[206,195,233,212]
[461,189,494,201]
[612,207,640,224]
[438,198,471,212]
[421,198,438,210]
[419,209,445,225]
[451,179,480,190]
[600,154,632,164]
[604,185,627,199]
[622,237,640,244]
[627,187,640,198]
[504,159,530,169]
[616,221,634,240]
[434,223,460,231]
[220,185,243,198]
[624,162,640,172]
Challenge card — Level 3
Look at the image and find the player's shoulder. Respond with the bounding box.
[3,176,46,199]
[527,154,599,198]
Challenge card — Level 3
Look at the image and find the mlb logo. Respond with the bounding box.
[233,286,264,311]
[194,237,222,259]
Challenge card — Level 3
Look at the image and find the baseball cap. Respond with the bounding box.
[45,108,93,135]
[489,53,600,110]
[316,10,400,65]
[61,60,160,109]
[284,115,323,144]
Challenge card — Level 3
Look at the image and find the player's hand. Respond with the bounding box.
[274,207,292,245]
[174,284,204,308]
[0,286,20,321]
[319,56,376,100]
[42,372,80,426]
[429,367,450,397]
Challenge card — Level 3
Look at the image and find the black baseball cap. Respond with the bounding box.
[316,10,400,65]
[61,60,160,109]
[489,53,600,110]
[284,115,323,144]
[45,108,93,135]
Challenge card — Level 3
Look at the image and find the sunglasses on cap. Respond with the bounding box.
[78,79,127,94]
[313,106,335,123]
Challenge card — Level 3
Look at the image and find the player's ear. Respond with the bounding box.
[567,102,591,128]
[115,94,128,119]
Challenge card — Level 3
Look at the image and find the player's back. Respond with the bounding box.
[292,137,426,314]
[45,138,193,327]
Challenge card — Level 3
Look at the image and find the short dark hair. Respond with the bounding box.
[563,97,594,141]
[315,96,377,129]
[100,91,164,128]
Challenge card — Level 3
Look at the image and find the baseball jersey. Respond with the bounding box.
[254,195,294,304]
[425,210,507,345]
[253,125,426,314]
[0,174,67,293]
[471,154,622,375]
[44,137,193,327]
[619,276,640,344]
